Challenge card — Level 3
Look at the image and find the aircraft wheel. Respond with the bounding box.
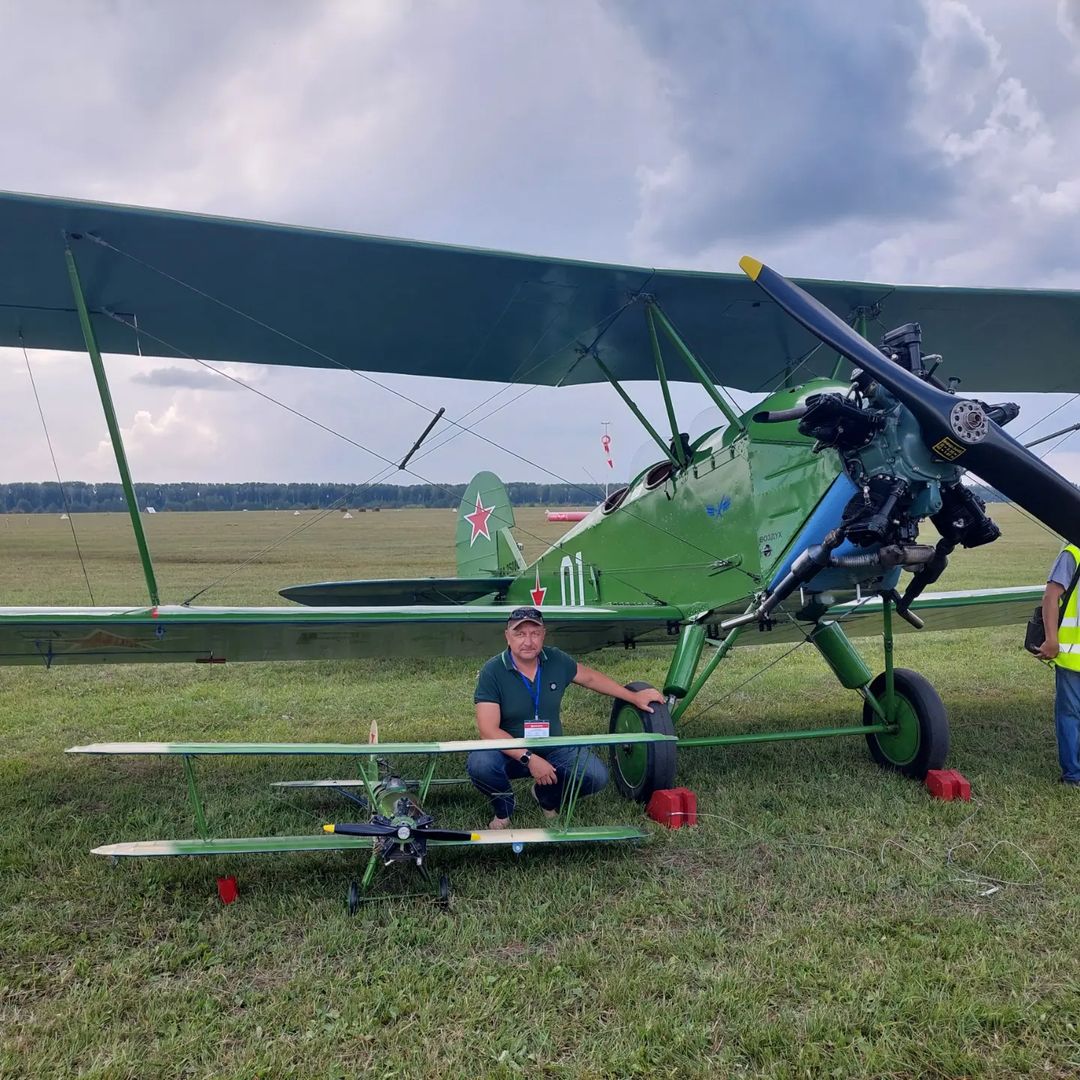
[437,873,452,911]
[347,879,361,916]
[863,668,949,780]
[608,681,677,802]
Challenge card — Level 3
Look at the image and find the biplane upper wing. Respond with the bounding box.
[0,602,683,666]
[67,731,675,755]
[2,190,1079,393]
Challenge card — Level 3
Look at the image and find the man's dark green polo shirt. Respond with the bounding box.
[473,646,579,739]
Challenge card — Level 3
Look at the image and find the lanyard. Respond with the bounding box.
[511,657,542,720]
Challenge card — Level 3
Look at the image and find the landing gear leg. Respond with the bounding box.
[861,597,948,779]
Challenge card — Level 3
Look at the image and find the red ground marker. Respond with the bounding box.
[646,787,698,828]
[925,769,972,801]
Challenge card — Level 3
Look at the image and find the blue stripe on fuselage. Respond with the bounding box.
[768,472,901,595]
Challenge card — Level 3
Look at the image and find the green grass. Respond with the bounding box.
[1,507,1078,1078]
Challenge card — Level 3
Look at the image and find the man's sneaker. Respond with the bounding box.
[531,784,558,820]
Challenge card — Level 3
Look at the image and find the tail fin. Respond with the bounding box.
[456,471,522,577]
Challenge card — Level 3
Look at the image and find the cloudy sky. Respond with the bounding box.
[2,0,1080,488]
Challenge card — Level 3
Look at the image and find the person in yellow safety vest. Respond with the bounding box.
[1037,543,1080,786]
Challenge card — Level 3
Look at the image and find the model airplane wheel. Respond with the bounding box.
[347,879,361,916]
[862,668,949,779]
[608,681,677,802]
[437,873,452,910]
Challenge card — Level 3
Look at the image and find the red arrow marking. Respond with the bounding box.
[530,567,547,607]
[464,493,494,545]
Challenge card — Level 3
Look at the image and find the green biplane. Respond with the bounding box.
[69,729,672,909]
[2,190,1080,803]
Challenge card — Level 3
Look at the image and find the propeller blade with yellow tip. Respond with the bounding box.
[739,256,1080,546]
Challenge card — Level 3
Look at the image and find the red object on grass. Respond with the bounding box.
[925,769,972,801]
[646,787,698,828]
[217,876,239,904]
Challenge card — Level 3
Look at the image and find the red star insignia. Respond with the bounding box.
[464,493,494,545]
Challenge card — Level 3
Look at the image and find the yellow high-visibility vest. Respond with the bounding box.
[1056,544,1080,672]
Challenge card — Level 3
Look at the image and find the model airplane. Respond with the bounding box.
[2,191,1079,801]
[70,729,671,909]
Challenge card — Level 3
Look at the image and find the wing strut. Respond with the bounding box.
[64,245,160,606]
[647,301,746,434]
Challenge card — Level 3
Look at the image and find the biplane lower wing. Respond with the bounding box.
[92,826,647,858]
[0,603,683,667]
[698,585,1044,646]
[0,587,1047,668]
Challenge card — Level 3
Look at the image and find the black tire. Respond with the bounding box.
[608,681,677,802]
[437,873,452,911]
[863,668,949,780]
[347,879,361,916]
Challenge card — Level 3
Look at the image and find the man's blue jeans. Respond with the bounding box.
[1056,665,1080,783]
[466,745,609,820]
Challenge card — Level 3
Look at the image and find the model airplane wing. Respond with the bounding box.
[67,732,675,755]
[2,190,1079,393]
[91,826,648,858]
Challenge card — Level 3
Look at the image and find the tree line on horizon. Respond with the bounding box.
[0,481,618,514]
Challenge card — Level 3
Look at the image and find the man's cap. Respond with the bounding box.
[506,606,544,628]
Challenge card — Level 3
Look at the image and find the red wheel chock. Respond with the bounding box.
[646,787,698,828]
[925,769,971,801]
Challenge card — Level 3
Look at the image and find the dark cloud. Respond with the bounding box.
[130,366,238,390]
[614,0,953,254]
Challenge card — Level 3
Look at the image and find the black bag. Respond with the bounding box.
[1025,562,1080,655]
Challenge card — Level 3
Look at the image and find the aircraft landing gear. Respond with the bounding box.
[863,668,949,779]
[437,872,452,910]
[609,681,677,801]
[347,879,361,916]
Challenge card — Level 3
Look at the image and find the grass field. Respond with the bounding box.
[1,506,1078,1078]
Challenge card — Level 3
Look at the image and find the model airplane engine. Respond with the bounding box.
[326,775,475,865]
[751,321,1017,626]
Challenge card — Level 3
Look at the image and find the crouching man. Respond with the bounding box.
[467,607,665,828]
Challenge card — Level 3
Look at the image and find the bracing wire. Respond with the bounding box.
[103,309,757,605]
[20,336,96,604]
[84,236,761,577]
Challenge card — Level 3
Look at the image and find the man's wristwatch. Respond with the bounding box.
[520,749,533,766]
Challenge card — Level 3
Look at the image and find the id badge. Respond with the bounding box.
[524,721,550,739]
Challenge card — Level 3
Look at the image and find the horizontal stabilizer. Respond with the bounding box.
[279,577,513,606]
[68,732,676,757]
